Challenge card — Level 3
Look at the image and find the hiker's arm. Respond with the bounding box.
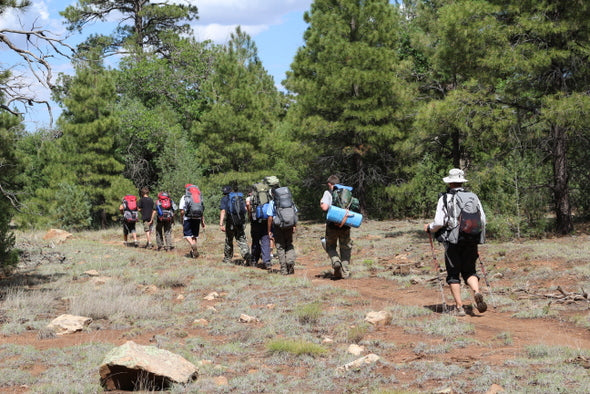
[320,190,331,212]
[267,216,273,238]
[201,215,206,228]
[426,198,446,233]
[219,209,226,231]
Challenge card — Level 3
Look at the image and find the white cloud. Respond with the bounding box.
[193,23,270,44]
[196,0,310,25]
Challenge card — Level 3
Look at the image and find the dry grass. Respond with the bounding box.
[1,221,590,392]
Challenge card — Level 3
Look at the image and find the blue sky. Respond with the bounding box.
[0,0,313,131]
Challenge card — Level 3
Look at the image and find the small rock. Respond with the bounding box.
[47,314,92,335]
[347,344,365,356]
[338,353,381,371]
[204,292,219,300]
[364,310,392,326]
[193,319,209,326]
[239,314,259,323]
[83,270,100,277]
[43,229,73,244]
[213,376,228,386]
[486,384,505,394]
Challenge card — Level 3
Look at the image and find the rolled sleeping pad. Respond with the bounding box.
[326,205,363,228]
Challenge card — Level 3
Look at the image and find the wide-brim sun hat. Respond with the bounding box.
[443,168,468,184]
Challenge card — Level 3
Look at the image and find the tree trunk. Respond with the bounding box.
[551,123,573,234]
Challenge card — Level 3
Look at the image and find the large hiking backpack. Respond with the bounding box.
[332,184,360,212]
[272,186,298,228]
[184,185,204,218]
[157,192,174,222]
[439,190,484,244]
[251,181,271,221]
[228,191,247,226]
[122,195,138,223]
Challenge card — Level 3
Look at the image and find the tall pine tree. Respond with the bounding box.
[284,0,413,213]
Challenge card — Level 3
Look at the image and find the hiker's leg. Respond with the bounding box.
[155,222,164,248]
[123,223,129,243]
[223,226,234,263]
[260,233,271,266]
[325,225,341,266]
[449,282,463,308]
[190,219,201,256]
[163,221,173,249]
[284,228,296,274]
[250,222,263,264]
[274,229,289,274]
[235,224,251,262]
[445,243,462,307]
[339,227,352,278]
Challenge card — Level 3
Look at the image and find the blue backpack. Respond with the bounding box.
[228,192,247,226]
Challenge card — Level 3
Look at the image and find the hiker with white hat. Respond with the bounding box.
[424,168,488,316]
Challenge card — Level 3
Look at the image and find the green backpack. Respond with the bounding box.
[332,184,360,212]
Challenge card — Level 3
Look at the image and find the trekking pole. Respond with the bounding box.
[478,254,496,309]
[428,232,447,313]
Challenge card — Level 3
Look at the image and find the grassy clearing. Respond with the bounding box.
[2,223,590,392]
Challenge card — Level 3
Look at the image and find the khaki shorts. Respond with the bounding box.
[143,220,154,233]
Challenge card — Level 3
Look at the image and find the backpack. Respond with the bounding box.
[332,184,360,212]
[122,195,138,223]
[157,192,174,222]
[228,191,247,226]
[251,182,271,221]
[272,186,298,228]
[184,185,204,218]
[438,190,484,244]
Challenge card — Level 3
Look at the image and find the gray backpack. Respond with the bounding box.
[438,190,485,244]
[272,187,297,228]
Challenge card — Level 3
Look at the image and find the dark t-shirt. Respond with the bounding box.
[138,196,154,221]
[219,195,229,211]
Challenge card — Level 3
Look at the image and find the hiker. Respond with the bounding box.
[155,192,176,251]
[219,185,251,265]
[119,194,139,247]
[266,180,297,275]
[137,187,155,248]
[320,175,354,279]
[424,168,488,316]
[179,184,206,258]
[246,177,278,269]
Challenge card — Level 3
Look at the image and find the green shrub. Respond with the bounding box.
[266,339,328,356]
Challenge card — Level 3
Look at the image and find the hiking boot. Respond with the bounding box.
[474,292,487,313]
[134,241,139,247]
[287,264,295,275]
[333,261,342,279]
[456,306,466,317]
[189,249,194,258]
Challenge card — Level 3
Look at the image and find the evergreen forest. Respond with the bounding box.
[2,0,590,270]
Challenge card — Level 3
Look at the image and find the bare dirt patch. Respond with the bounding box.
[1,220,589,392]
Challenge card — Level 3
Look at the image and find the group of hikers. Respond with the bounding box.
[118,168,489,316]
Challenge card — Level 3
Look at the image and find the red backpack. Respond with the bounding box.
[158,192,172,209]
[122,195,138,222]
[184,184,204,218]
[157,192,174,222]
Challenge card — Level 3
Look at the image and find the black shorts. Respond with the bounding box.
[183,219,201,238]
[444,241,479,284]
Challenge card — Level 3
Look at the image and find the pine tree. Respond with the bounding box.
[192,27,286,186]
[284,0,413,213]
[61,0,198,54]
[0,111,21,270]
[47,49,131,228]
